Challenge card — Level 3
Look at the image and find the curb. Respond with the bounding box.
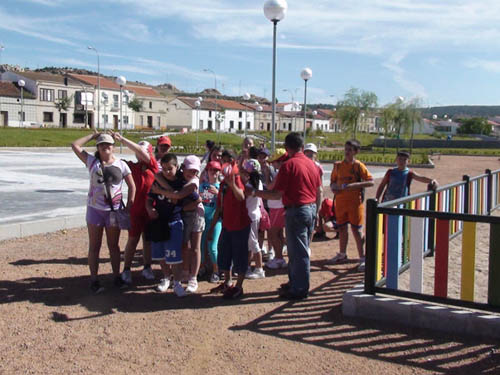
[343,284,500,340]
[0,215,86,241]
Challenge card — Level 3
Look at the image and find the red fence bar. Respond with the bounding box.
[434,219,449,298]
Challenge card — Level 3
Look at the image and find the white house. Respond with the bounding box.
[0,82,37,127]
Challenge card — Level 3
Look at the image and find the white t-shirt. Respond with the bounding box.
[246,180,263,221]
[267,168,284,209]
[184,176,205,216]
[86,153,131,211]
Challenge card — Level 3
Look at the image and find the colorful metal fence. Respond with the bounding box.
[364,168,500,313]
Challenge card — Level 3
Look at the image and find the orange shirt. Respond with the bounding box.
[330,160,373,203]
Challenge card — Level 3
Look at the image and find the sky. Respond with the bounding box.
[1,0,500,106]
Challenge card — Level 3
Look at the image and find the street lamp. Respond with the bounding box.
[203,68,217,131]
[18,79,25,127]
[312,110,317,132]
[243,92,251,136]
[301,67,312,142]
[88,46,101,129]
[115,75,126,153]
[195,99,201,148]
[0,44,4,125]
[102,92,108,128]
[264,0,287,153]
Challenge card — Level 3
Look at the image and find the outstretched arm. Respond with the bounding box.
[412,172,438,189]
[71,131,99,165]
[111,132,150,164]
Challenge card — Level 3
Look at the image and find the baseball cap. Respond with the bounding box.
[207,161,222,171]
[270,148,288,163]
[138,140,153,154]
[183,155,201,172]
[304,143,318,153]
[243,159,261,174]
[95,133,115,145]
[157,136,172,147]
[258,148,271,157]
[397,150,410,158]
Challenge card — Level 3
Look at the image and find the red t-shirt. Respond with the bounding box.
[126,155,158,215]
[273,152,321,207]
[216,175,251,231]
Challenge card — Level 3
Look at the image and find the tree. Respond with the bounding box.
[336,88,378,139]
[380,104,398,155]
[128,97,143,112]
[54,94,73,128]
[392,97,422,154]
[456,117,491,135]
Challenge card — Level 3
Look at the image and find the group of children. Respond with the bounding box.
[74,131,437,298]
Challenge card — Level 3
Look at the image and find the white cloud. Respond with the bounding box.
[464,58,500,73]
[382,52,427,98]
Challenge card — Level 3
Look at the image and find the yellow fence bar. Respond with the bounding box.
[461,221,476,302]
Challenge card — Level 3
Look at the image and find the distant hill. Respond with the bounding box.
[420,106,500,119]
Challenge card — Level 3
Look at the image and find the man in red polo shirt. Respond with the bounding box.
[255,132,322,299]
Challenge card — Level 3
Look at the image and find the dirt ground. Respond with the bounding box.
[1,155,500,375]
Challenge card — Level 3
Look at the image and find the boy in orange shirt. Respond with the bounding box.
[329,140,374,270]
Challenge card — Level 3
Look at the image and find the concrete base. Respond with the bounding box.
[343,284,500,340]
[0,215,86,241]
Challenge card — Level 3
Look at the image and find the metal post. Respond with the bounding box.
[427,184,436,256]
[84,87,88,128]
[119,85,123,154]
[244,109,247,137]
[364,198,378,294]
[271,20,277,153]
[303,80,308,142]
[196,106,199,149]
[20,87,24,127]
[486,169,493,215]
[463,175,470,214]
[97,53,100,129]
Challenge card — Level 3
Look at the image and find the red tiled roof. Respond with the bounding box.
[125,84,162,98]
[0,82,21,97]
[204,98,249,110]
[177,97,217,111]
[69,74,121,90]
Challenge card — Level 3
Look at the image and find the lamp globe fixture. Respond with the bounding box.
[264,0,288,22]
[116,76,126,86]
[300,67,312,81]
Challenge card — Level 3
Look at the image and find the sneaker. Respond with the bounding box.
[155,278,170,293]
[327,252,348,264]
[90,280,104,294]
[186,278,198,293]
[261,244,268,255]
[121,270,132,285]
[173,282,187,297]
[282,245,287,255]
[266,258,287,270]
[268,248,275,260]
[246,268,266,279]
[142,267,155,281]
[209,273,220,283]
[245,268,253,278]
[357,257,366,272]
[223,286,243,299]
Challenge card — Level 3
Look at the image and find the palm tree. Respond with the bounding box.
[336,88,378,139]
[392,97,422,154]
[380,104,397,155]
[54,94,73,128]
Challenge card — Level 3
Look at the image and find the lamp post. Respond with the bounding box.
[102,92,108,128]
[312,109,317,132]
[195,99,201,148]
[203,68,217,131]
[0,44,4,126]
[257,105,263,131]
[18,79,25,127]
[243,92,251,136]
[116,75,126,154]
[301,67,312,142]
[88,46,101,129]
[264,0,288,153]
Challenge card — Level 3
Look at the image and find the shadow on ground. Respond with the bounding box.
[230,265,500,375]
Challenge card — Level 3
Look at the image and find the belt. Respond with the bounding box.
[284,203,315,209]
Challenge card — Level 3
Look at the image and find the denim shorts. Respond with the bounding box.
[218,225,250,274]
[151,220,183,264]
[86,206,113,227]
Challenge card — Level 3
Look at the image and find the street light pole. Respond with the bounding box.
[18,79,25,127]
[301,67,312,143]
[243,92,250,137]
[203,68,217,131]
[264,0,288,153]
[0,44,4,126]
[195,99,201,149]
[88,46,100,129]
[116,75,126,154]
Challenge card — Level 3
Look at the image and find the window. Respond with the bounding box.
[43,112,54,122]
[157,116,161,127]
[40,88,54,102]
[209,111,212,118]
[58,90,67,99]
[283,122,286,129]
[123,116,129,125]
[260,122,264,130]
[18,112,26,121]
[103,114,108,124]
[230,120,234,129]
[239,111,242,118]
[149,101,153,109]
[238,121,242,130]
[113,95,119,108]
[246,121,250,129]
[140,115,144,126]
[199,119,203,129]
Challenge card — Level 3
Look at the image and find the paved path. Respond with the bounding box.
[0,149,386,226]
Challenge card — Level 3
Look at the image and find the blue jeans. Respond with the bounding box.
[285,204,316,296]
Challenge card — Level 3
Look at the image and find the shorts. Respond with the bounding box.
[248,220,261,254]
[182,211,205,244]
[218,225,250,274]
[129,211,150,237]
[269,207,285,229]
[151,220,183,264]
[335,200,364,228]
[86,206,114,227]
